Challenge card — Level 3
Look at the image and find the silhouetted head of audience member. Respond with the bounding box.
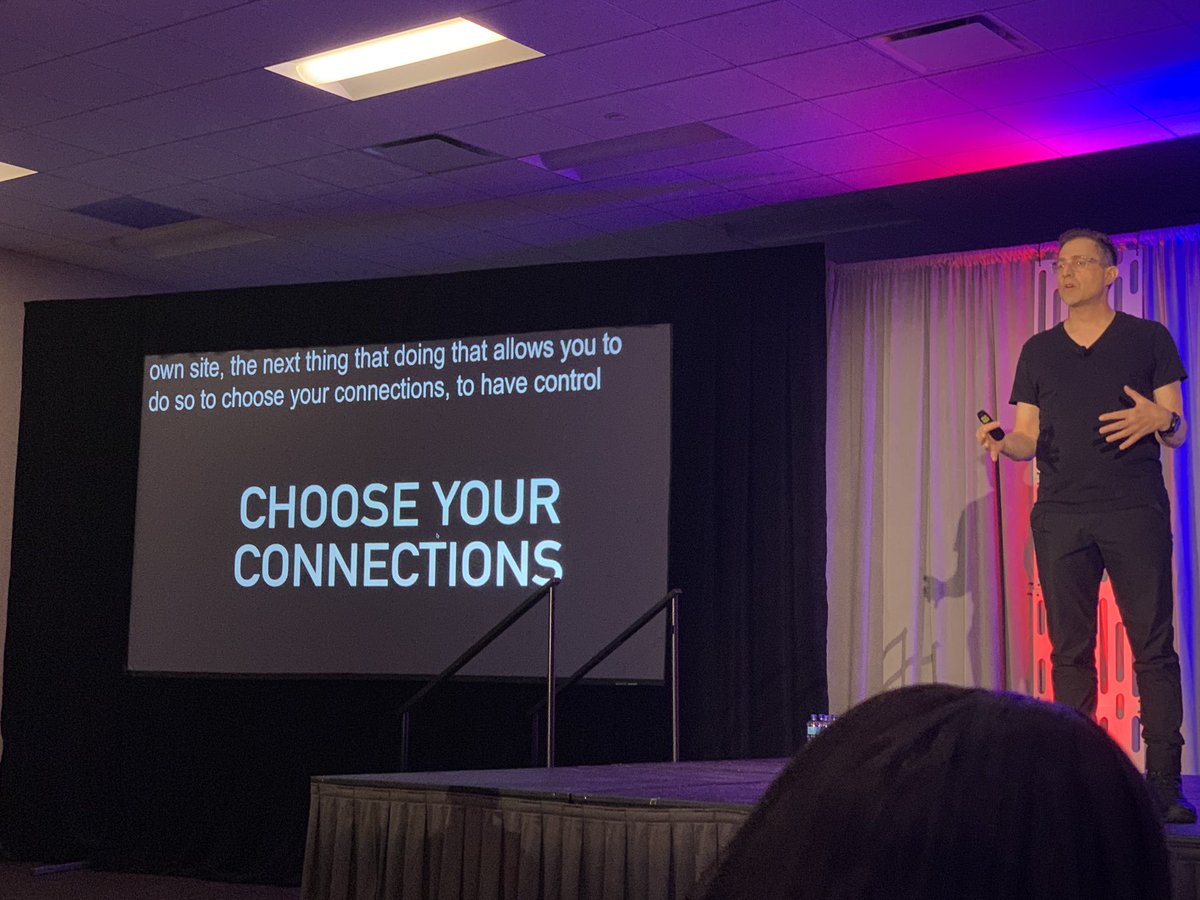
[694,684,1169,900]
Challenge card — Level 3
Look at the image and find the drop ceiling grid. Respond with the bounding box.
[0,0,1194,288]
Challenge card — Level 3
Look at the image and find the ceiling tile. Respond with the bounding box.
[736,175,848,203]
[473,0,655,54]
[196,69,344,123]
[362,176,495,210]
[278,104,424,151]
[133,182,261,218]
[462,54,630,112]
[1161,111,1200,136]
[931,140,1062,175]
[650,190,761,218]
[0,0,144,53]
[1108,62,1200,118]
[637,69,798,120]
[989,88,1151,139]
[54,157,191,193]
[483,245,578,268]
[538,93,694,141]
[288,225,413,263]
[627,219,746,254]
[1039,121,1177,156]
[119,141,260,181]
[878,112,1030,156]
[436,161,578,198]
[0,195,132,241]
[775,132,918,174]
[386,241,472,272]
[426,228,539,260]
[678,150,814,187]
[0,172,120,210]
[512,184,638,216]
[668,2,850,66]
[447,114,599,159]
[68,0,252,28]
[556,232,659,261]
[3,57,160,109]
[102,91,227,140]
[991,0,1184,51]
[814,79,975,129]
[165,0,502,68]
[0,130,101,170]
[558,30,730,92]
[488,217,602,247]
[279,190,401,223]
[787,0,1015,39]
[713,102,862,148]
[1154,0,1200,23]
[272,246,405,282]
[347,74,549,136]
[282,151,420,189]
[0,84,83,128]
[208,167,340,203]
[214,199,328,233]
[75,32,249,89]
[586,167,726,202]
[603,0,759,27]
[197,120,347,166]
[160,2,323,67]
[366,211,479,243]
[749,42,917,99]
[0,36,55,74]
[431,201,550,235]
[107,71,340,140]
[1054,25,1200,85]
[833,158,954,190]
[571,204,679,232]
[931,53,1101,108]
[28,111,176,156]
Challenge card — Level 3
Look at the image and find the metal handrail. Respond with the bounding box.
[528,588,682,762]
[398,578,560,771]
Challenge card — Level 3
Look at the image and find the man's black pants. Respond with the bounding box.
[1031,502,1184,772]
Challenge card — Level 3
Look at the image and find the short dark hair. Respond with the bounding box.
[1059,227,1118,266]
[692,685,1169,900]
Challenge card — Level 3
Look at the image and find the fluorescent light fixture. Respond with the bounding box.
[0,162,37,183]
[266,18,543,100]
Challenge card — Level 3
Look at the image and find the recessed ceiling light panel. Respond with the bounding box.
[267,18,543,100]
[0,162,37,183]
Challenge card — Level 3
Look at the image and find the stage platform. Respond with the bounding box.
[301,760,1200,900]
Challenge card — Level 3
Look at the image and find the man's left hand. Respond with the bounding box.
[1098,386,1172,450]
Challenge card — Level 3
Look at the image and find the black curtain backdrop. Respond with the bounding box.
[1,245,827,882]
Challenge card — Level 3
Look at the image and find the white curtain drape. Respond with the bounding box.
[826,226,1200,770]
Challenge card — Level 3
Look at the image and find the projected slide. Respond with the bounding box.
[128,324,671,679]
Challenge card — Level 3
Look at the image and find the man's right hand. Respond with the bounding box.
[976,421,1006,462]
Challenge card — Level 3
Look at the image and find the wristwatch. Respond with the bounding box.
[1160,411,1182,437]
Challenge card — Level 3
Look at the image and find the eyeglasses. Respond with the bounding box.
[1052,257,1103,274]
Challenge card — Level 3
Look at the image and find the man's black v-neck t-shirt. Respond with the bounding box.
[1009,311,1187,511]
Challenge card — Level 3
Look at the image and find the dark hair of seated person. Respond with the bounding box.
[693,684,1170,900]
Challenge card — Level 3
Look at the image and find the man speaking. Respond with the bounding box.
[977,228,1194,823]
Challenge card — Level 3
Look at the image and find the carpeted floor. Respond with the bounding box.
[0,862,301,899]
